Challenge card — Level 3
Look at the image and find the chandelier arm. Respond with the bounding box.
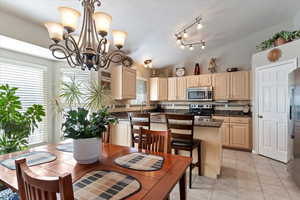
[64,35,85,65]
[49,44,79,68]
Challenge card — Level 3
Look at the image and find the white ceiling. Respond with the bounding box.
[0,0,300,68]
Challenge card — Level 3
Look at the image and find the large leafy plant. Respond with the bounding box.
[0,84,45,154]
[62,107,117,139]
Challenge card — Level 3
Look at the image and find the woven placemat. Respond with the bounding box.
[0,151,57,170]
[114,152,164,171]
[56,142,73,153]
[73,170,141,200]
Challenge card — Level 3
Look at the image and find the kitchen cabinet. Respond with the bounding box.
[213,73,230,100]
[187,76,200,88]
[230,123,250,149]
[221,123,230,146]
[199,74,212,86]
[111,65,136,100]
[212,116,252,150]
[150,77,168,101]
[230,71,251,100]
[186,74,212,88]
[110,120,131,147]
[168,77,177,101]
[176,77,187,100]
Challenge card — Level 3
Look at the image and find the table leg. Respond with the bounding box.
[179,172,186,200]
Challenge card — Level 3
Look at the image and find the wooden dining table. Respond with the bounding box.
[0,143,192,200]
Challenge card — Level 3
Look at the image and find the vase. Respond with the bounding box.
[73,137,101,164]
[274,37,287,47]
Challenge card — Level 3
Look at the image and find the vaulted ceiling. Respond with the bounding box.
[1,0,300,68]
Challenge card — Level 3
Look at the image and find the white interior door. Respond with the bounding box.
[257,61,295,163]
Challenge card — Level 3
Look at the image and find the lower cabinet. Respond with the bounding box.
[110,121,131,147]
[230,123,250,149]
[213,116,252,150]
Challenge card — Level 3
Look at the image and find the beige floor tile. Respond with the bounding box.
[169,150,300,200]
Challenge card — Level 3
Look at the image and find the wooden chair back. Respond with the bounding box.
[128,112,151,147]
[138,128,171,154]
[165,114,195,142]
[15,159,74,200]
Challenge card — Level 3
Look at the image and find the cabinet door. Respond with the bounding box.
[177,77,187,100]
[230,123,250,149]
[168,77,177,100]
[199,74,212,86]
[230,71,250,100]
[150,78,158,101]
[111,122,131,147]
[122,68,136,99]
[187,76,200,88]
[221,123,230,146]
[213,73,230,100]
[159,78,168,101]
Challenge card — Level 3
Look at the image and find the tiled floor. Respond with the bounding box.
[170,149,300,200]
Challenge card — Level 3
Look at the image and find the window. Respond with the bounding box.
[0,60,48,145]
[60,68,91,106]
[131,78,148,104]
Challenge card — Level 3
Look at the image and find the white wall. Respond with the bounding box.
[172,20,294,75]
[0,11,49,48]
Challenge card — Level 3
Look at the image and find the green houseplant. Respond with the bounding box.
[257,30,300,51]
[0,84,45,154]
[62,107,117,164]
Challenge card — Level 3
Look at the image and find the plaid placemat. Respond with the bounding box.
[114,152,164,171]
[56,142,73,153]
[73,170,141,200]
[0,151,57,170]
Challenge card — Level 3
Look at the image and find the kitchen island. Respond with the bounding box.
[150,114,223,179]
[111,112,223,179]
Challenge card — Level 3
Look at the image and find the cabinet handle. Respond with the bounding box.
[258,115,263,119]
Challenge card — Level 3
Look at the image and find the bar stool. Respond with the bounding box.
[128,113,151,147]
[166,114,201,189]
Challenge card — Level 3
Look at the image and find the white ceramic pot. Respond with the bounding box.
[73,137,102,164]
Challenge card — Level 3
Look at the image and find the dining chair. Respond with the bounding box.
[128,112,151,147]
[138,128,171,154]
[165,114,201,189]
[15,158,74,200]
[102,125,111,143]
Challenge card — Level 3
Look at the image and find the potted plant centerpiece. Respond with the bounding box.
[62,107,116,164]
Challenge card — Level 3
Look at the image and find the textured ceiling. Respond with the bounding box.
[0,0,300,68]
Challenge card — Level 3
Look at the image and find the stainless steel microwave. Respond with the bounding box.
[187,87,213,101]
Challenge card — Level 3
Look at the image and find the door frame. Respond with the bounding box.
[253,58,298,155]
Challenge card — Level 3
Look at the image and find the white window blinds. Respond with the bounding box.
[61,68,90,97]
[0,61,48,145]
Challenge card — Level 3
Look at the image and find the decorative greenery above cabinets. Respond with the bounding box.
[257,30,300,51]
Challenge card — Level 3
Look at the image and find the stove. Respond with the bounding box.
[186,104,214,117]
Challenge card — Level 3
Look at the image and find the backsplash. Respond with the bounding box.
[158,101,251,112]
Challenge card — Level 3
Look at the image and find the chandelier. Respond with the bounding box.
[44,0,132,71]
[174,16,206,51]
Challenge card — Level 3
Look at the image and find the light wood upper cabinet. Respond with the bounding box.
[150,77,168,101]
[213,73,230,100]
[111,66,136,100]
[199,74,212,86]
[186,74,212,88]
[187,76,200,88]
[176,77,187,100]
[230,71,250,100]
[168,77,177,101]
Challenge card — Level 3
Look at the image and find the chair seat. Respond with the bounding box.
[171,138,201,148]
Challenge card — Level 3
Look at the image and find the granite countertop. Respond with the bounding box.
[213,110,252,118]
[113,112,223,128]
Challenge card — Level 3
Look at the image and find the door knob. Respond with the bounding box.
[258,115,263,119]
